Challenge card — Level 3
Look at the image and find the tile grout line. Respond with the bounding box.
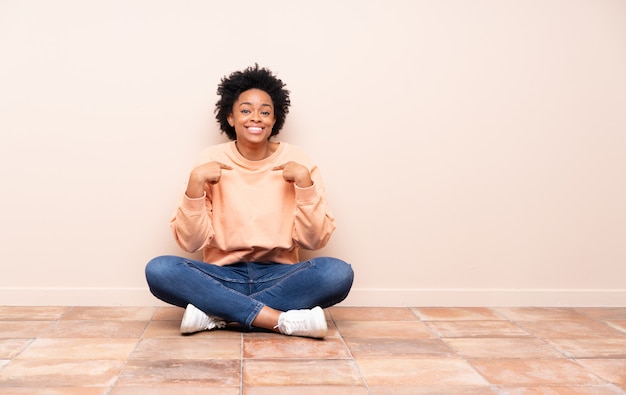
[2,306,625,392]
[2,307,70,383]
[107,309,153,394]
[487,306,620,381]
[414,307,503,393]
[432,319,503,394]
[239,332,244,395]
[329,308,374,395]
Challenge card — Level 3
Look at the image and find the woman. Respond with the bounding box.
[145,64,354,338]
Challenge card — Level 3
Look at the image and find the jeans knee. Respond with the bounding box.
[337,260,354,292]
[314,257,353,307]
[314,257,354,291]
[145,255,173,286]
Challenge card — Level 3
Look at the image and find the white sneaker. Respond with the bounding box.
[276,306,327,338]
[180,304,227,334]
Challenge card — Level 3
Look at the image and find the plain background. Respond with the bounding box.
[1,0,625,306]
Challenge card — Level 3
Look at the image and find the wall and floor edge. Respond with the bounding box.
[1,287,625,307]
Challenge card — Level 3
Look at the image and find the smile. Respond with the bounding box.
[247,126,264,134]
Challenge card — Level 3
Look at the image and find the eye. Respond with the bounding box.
[261,111,271,116]
[241,109,251,114]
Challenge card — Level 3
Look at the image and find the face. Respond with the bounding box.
[227,88,276,145]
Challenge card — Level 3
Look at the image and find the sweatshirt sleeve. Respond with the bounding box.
[292,165,336,250]
[169,144,218,254]
[169,192,216,253]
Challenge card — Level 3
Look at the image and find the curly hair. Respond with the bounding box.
[215,64,291,140]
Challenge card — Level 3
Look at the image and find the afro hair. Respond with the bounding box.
[215,64,291,140]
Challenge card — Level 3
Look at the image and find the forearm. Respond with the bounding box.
[293,185,336,250]
[186,171,208,199]
[170,195,215,252]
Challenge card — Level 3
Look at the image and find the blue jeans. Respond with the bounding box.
[145,255,354,328]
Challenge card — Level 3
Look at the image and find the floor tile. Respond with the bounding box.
[494,385,625,394]
[1,305,624,393]
[62,306,156,321]
[345,337,455,358]
[241,320,341,338]
[576,307,626,320]
[142,320,241,339]
[0,339,32,359]
[325,320,341,337]
[15,338,137,360]
[244,386,370,395]
[412,307,502,321]
[243,359,363,386]
[140,319,185,338]
[42,320,148,338]
[605,320,626,333]
[116,358,240,387]
[0,359,124,387]
[110,387,235,395]
[469,359,605,386]
[151,306,185,321]
[130,337,241,360]
[515,320,626,338]
[368,386,497,394]
[0,388,108,394]
[0,307,69,321]
[494,307,591,321]
[329,307,418,321]
[575,358,626,386]
[546,338,626,358]
[426,320,530,338]
[445,338,565,359]
[335,320,435,339]
[243,336,350,359]
[0,321,54,338]
[356,357,488,386]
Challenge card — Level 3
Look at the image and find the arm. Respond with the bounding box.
[273,162,336,250]
[170,193,214,253]
[170,161,232,253]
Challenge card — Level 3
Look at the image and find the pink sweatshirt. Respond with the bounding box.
[170,141,336,266]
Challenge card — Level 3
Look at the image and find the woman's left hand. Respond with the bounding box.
[272,161,313,188]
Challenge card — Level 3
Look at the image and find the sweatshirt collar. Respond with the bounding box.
[229,141,285,169]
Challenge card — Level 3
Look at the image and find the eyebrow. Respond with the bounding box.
[238,102,273,108]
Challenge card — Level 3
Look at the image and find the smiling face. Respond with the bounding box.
[227,88,276,146]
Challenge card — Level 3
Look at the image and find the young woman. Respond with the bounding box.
[145,64,354,338]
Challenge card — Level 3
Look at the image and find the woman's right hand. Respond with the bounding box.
[185,161,233,198]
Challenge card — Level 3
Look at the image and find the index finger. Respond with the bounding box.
[271,164,286,171]
[216,161,233,170]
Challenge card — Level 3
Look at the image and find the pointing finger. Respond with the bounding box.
[216,162,233,170]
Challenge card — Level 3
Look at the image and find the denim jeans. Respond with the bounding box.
[145,255,354,328]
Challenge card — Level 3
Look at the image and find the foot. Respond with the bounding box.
[276,306,327,338]
[180,304,227,334]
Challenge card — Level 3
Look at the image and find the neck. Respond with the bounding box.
[235,141,273,161]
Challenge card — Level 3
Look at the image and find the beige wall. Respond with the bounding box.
[1,0,625,306]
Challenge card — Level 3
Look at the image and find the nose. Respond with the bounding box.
[251,110,261,122]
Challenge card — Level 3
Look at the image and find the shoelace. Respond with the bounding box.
[207,316,227,330]
[277,315,308,335]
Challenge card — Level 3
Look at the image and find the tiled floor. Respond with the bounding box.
[1,306,625,394]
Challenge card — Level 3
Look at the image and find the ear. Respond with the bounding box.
[227,113,234,127]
